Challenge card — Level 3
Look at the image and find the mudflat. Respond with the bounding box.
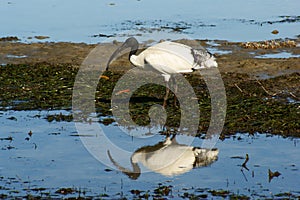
[0,38,299,137]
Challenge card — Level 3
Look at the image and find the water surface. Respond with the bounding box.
[0,110,299,198]
[1,0,299,43]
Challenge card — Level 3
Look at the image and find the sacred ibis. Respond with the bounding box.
[106,37,218,107]
[107,135,219,179]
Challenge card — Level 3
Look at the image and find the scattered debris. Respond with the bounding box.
[2,145,15,150]
[241,39,296,49]
[242,154,249,171]
[46,113,73,122]
[130,189,141,195]
[268,169,281,182]
[92,33,114,38]
[7,116,17,121]
[48,132,61,135]
[154,184,172,196]
[208,189,230,198]
[256,80,275,96]
[0,136,13,141]
[28,130,33,137]
[115,89,130,95]
[234,83,243,93]
[100,75,110,80]
[55,187,76,195]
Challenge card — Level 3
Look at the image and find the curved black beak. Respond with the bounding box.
[106,37,139,71]
[107,150,141,180]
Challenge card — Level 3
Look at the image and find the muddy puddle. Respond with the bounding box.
[0,110,299,199]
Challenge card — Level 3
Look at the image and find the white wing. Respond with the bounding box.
[130,41,217,77]
[143,42,198,74]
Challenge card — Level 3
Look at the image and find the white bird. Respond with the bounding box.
[107,135,219,179]
[106,37,218,107]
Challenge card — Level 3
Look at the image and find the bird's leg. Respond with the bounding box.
[163,81,170,108]
[170,76,178,107]
[173,77,178,107]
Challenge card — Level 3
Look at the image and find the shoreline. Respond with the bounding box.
[1,37,299,78]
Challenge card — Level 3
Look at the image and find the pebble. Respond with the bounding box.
[241,39,296,49]
[271,30,279,34]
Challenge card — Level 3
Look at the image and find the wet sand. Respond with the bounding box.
[1,38,299,78]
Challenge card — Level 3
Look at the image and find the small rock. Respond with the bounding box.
[0,36,19,42]
[34,35,50,40]
[28,130,33,137]
[7,116,17,121]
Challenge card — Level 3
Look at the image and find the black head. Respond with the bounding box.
[106,37,139,70]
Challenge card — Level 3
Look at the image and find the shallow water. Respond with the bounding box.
[0,0,299,43]
[255,51,300,58]
[0,110,299,198]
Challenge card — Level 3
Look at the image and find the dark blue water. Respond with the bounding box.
[0,110,299,198]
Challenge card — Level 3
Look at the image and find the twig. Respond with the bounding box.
[240,154,250,181]
[241,168,248,182]
[242,154,249,171]
[289,92,299,100]
[256,80,274,96]
[234,83,243,93]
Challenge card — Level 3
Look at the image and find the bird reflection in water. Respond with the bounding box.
[107,135,219,180]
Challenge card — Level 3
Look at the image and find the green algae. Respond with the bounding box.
[0,63,299,137]
[0,63,77,110]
